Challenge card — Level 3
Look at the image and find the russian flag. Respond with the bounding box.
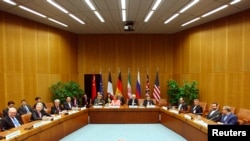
[136,71,141,98]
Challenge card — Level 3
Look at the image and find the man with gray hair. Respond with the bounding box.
[1,107,23,130]
[128,94,138,106]
[51,99,64,114]
[218,106,238,125]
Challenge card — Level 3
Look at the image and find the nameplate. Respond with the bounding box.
[169,109,179,114]
[68,111,78,115]
[33,121,44,128]
[53,115,61,120]
[184,114,192,120]
[5,130,20,140]
[146,105,156,108]
[80,107,86,110]
[162,106,168,110]
[93,105,103,108]
[110,106,120,108]
[129,106,138,108]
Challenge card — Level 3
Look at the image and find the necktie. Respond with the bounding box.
[25,105,30,113]
[178,104,182,111]
[132,99,134,105]
[68,103,71,108]
[224,115,228,121]
[12,117,21,127]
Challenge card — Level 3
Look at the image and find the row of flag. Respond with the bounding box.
[91,71,161,102]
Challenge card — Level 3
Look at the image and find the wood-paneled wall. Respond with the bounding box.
[78,34,173,100]
[173,9,250,109]
[0,11,78,109]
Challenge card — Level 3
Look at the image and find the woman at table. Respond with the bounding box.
[31,102,51,121]
[111,95,121,106]
[105,93,113,104]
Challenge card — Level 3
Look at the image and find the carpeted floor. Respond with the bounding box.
[60,124,187,141]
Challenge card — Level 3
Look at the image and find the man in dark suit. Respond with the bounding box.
[2,101,15,117]
[190,99,203,115]
[206,102,222,122]
[51,99,64,114]
[143,94,155,107]
[72,96,80,107]
[31,102,51,121]
[177,97,188,113]
[218,106,238,125]
[17,99,32,115]
[63,96,73,110]
[82,94,90,107]
[128,94,139,106]
[1,107,23,131]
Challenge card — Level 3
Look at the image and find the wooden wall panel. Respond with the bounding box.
[78,34,173,100]
[0,11,78,109]
[173,9,250,109]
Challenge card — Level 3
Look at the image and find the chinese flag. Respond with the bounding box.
[92,74,97,100]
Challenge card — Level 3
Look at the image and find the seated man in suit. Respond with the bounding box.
[206,102,222,122]
[94,94,105,106]
[190,99,203,116]
[1,107,23,131]
[2,101,15,118]
[17,99,32,115]
[82,94,90,107]
[33,97,47,110]
[218,106,238,125]
[143,94,155,107]
[72,96,79,107]
[177,97,188,113]
[63,96,73,110]
[51,99,64,114]
[111,95,121,106]
[31,102,51,121]
[128,94,139,106]
[116,93,125,105]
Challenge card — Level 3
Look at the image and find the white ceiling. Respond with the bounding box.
[0,0,249,34]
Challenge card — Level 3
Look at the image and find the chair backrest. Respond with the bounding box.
[236,108,250,125]
[230,106,236,114]
[199,102,207,116]
[21,113,32,124]
[45,102,54,109]
[138,99,144,105]
[158,99,168,106]
[0,111,2,118]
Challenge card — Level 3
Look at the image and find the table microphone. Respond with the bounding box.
[209,114,220,121]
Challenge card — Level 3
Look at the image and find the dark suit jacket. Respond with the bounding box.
[51,105,64,114]
[2,108,9,118]
[143,99,155,107]
[128,99,139,106]
[178,103,188,112]
[63,102,73,110]
[30,110,50,121]
[221,113,238,125]
[72,98,80,107]
[190,105,203,115]
[17,105,33,115]
[207,110,222,122]
[1,116,23,130]
[82,97,90,107]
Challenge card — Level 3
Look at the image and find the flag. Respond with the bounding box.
[99,73,104,96]
[153,72,161,102]
[115,71,123,95]
[91,74,97,100]
[107,71,114,96]
[145,73,150,96]
[135,71,141,98]
[127,71,132,99]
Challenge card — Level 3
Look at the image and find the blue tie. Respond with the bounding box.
[12,117,21,127]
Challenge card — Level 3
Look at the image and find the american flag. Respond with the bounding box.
[145,74,150,96]
[153,72,160,102]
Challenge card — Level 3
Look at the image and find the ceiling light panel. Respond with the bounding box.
[47,0,69,13]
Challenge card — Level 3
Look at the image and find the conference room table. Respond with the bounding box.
[0,106,216,141]
[0,109,88,141]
